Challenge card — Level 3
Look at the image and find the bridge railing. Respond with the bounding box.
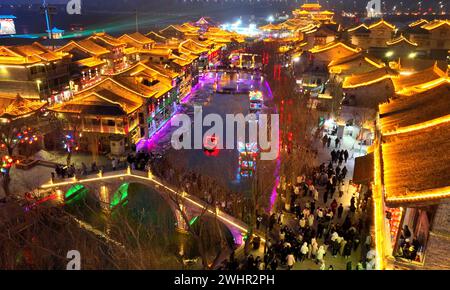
[41,167,266,246]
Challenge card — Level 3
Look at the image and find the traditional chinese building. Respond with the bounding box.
[372,79,450,270]
[86,32,136,74]
[307,41,361,73]
[113,62,177,139]
[392,63,448,96]
[342,67,397,108]
[118,32,155,52]
[292,2,334,24]
[48,77,146,153]
[56,39,110,92]
[159,24,199,40]
[347,19,396,53]
[0,42,71,103]
[328,52,385,77]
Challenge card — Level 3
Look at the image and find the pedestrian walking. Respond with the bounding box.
[341,166,348,180]
[112,158,117,171]
[344,149,349,163]
[317,246,326,263]
[335,137,340,148]
[337,203,344,219]
[256,215,262,230]
[308,214,315,227]
[338,181,344,198]
[300,242,309,262]
[331,199,338,216]
[322,134,328,148]
[286,253,295,270]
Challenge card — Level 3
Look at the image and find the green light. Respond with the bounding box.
[189,216,199,226]
[110,182,129,209]
[65,184,86,199]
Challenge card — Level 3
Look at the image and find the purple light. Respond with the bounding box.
[136,76,204,152]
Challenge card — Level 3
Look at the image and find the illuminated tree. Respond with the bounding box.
[0,119,39,196]
[48,112,82,166]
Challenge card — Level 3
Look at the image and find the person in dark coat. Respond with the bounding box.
[338,154,344,165]
[341,166,348,179]
[327,137,331,148]
[270,257,278,270]
[342,215,352,232]
[330,199,338,215]
[344,150,349,163]
[337,203,344,219]
[331,149,336,163]
[322,134,328,148]
[334,137,340,148]
[247,255,255,270]
[353,237,361,251]
[344,240,353,259]
[335,166,341,177]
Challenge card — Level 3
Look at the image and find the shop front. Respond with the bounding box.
[389,206,436,265]
[147,90,179,138]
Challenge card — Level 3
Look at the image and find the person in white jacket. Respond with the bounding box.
[313,188,319,201]
[311,238,319,258]
[300,242,309,261]
[316,245,326,263]
[299,217,306,229]
[308,214,315,227]
[286,253,296,270]
[331,231,339,242]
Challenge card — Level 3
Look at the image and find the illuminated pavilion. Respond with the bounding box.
[292,2,334,24]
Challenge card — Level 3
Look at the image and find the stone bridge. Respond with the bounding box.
[40,168,264,248]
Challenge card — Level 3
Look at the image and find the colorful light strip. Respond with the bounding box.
[382,114,450,136]
[373,142,386,270]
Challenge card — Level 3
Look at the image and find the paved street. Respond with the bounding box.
[242,133,370,270]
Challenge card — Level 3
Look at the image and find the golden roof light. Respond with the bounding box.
[393,63,449,95]
[342,67,397,89]
[0,94,46,120]
[386,34,418,47]
[88,32,125,47]
[369,19,396,30]
[309,41,361,54]
[119,32,155,46]
[328,53,385,71]
[1,42,68,65]
[50,89,143,116]
[300,3,322,10]
[57,39,110,56]
[381,121,450,204]
[76,57,106,68]
[408,19,429,27]
[421,19,450,30]
[347,23,370,33]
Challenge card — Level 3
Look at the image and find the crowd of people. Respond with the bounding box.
[220,134,375,270]
[396,225,424,263]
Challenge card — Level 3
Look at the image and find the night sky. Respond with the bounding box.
[0,0,447,36]
[1,1,447,11]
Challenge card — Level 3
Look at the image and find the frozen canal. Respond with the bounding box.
[139,71,278,197]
